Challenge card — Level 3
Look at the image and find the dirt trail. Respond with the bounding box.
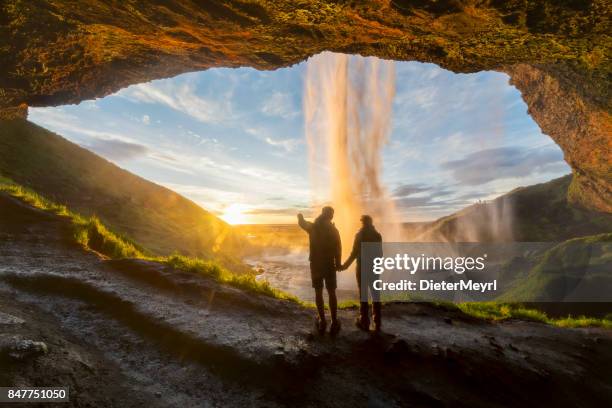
[1,193,611,407]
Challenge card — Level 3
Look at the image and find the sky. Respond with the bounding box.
[29,53,570,224]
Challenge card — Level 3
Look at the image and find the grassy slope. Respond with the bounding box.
[421,175,612,242]
[499,233,612,302]
[0,119,249,270]
[436,301,611,329]
[0,176,299,303]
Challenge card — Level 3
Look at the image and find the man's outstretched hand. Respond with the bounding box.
[297,213,304,221]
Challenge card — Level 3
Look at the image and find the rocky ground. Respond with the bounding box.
[1,192,611,408]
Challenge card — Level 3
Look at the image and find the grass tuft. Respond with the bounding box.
[0,178,70,216]
[163,254,302,303]
[434,301,611,328]
[72,215,144,259]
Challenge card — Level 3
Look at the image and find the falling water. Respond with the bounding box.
[304,52,403,252]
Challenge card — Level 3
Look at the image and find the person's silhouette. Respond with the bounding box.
[298,207,341,334]
[341,215,383,332]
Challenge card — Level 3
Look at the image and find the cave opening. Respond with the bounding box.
[27,52,569,230]
[20,51,576,300]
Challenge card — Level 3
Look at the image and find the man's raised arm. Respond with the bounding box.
[297,213,313,232]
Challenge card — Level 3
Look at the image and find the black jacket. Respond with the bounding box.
[299,215,342,271]
[346,225,383,271]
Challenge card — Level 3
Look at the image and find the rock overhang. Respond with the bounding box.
[0,0,609,211]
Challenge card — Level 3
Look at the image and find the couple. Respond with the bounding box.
[298,206,382,335]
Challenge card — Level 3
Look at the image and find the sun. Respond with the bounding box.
[221,203,248,225]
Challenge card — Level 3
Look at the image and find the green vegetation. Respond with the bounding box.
[500,233,612,302]
[0,176,300,303]
[73,217,144,259]
[164,255,300,303]
[434,301,612,329]
[340,298,611,328]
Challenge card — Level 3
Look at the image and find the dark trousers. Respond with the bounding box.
[356,268,381,327]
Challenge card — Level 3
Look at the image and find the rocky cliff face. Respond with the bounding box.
[0,0,609,211]
[505,64,611,212]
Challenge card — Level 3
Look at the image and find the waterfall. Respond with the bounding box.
[304,52,402,253]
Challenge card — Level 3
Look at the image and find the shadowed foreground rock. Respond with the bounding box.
[0,1,610,209]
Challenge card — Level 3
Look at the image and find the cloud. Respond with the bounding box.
[441,145,566,185]
[160,182,243,213]
[392,183,464,210]
[395,195,472,209]
[260,91,299,118]
[394,86,438,110]
[79,100,99,110]
[29,107,188,171]
[393,183,430,197]
[245,206,309,216]
[142,114,150,125]
[29,107,79,129]
[30,108,138,145]
[84,138,149,161]
[245,127,302,152]
[118,81,232,124]
[263,136,301,152]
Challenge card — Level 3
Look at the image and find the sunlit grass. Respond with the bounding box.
[434,301,611,329]
[0,177,70,216]
[338,300,360,309]
[72,216,144,259]
[163,254,301,303]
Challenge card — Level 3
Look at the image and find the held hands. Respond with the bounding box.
[337,262,349,272]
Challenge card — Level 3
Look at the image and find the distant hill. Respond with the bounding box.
[498,233,612,303]
[0,119,249,270]
[418,175,612,242]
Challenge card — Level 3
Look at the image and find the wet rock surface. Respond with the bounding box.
[0,335,47,361]
[1,192,611,407]
[0,311,25,325]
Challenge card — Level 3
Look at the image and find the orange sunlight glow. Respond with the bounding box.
[221,203,247,225]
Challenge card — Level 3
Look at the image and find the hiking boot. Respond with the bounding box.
[315,316,327,334]
[354,317,370,332]
[330,319,341,335]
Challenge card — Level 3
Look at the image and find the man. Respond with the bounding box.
[298,207,342,334]
[341,215,383,332]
